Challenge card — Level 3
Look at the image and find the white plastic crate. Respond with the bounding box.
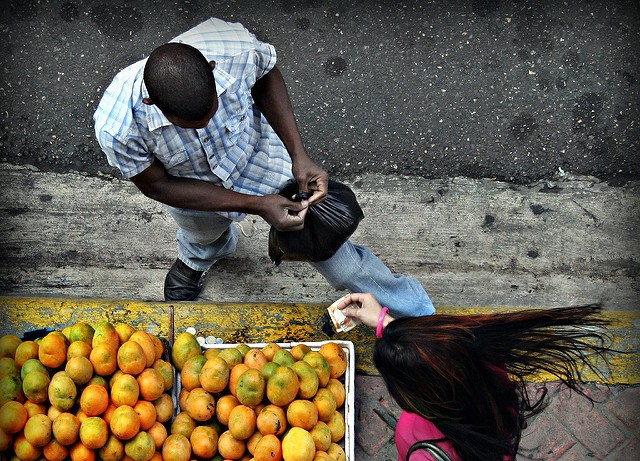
[197,339,356,461]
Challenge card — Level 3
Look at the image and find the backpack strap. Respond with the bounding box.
[407,440,453,461]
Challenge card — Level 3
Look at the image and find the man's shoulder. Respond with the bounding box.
[171,18,262,59]
[173,17,250,42]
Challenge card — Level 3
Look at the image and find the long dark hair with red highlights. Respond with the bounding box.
[373,305,613,461]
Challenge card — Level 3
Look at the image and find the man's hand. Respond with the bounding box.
[258,194,310,231]
[291,153,329,205]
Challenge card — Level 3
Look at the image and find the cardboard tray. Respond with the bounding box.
[197,340,356,460]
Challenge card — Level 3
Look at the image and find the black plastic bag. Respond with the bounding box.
[268,180,365,265]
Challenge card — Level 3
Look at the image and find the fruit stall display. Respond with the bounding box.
[0,323,353,461]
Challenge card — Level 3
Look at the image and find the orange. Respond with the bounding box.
[244,349,268,370]
[19,358,46,380]
[266,366,299,407]
[199,356,230,393]
[65,356,94,386]
[150,334,164,361]
[313,451,334,461]
[23,400,47,417]
[291,360,319,399]
[0,400,28,434]
[137,367,165,401]
[110,369,125,389]
[161,433,192,461]
[261,343,282,362]
[204,348,220,359]
[117,340,147,376]
[0,427,11,452]
[0,334,22,359]
[103,402,118,425]
[261,361,279,380]
[98,433,125,461]
[80,384,109,416]
[0,375,24,405]
[310,421,332,452]
[216,394,240,426]
[236,368,266,408]
[256,404,287,437]
[89,343,118,376]
[312,388,337,422]
[14,341,39,367]
[124,430,155,461]
[69,441,96,461]
[236,344,251,357]
[254,433,282,461]
[302,352,331,388]
[180,354,207,391]
[169,411,196,439]
[43,437,70,461]
[290,344,312,361]
[92,321,120,350]
[281,427,315,461]
[318,343,347,379]
[23,413,52,447]
[38,333,67,369]
[79,416,109,449]
[327,442,347,461]
[286,400,318,431]
[110,373,140,407]
[189,425,218,458]
[115,323,136,344]
[133,400,157,430]
[178,388,189,411]
[110,404,140,440]
[66,340,92,361]
[228,405,257,440]
[75,408,89,423]
[22,370,51,404]
[217,430,246,460]
[229,363,250,398]
[67,322,95,345]
[218,348,244,367]
[325,378,346,408]
[271,349,295,367]
[13,432,42,461]
[170,332,201,371]
[0,356,20,379]
[185,387,216,422]
[152,358,174,392]
[325,410,345,442]
[147,421,167,450]
[246,430,263,455]
[152,393,174,423]
[128,331,156,368]
[52,412,80,446]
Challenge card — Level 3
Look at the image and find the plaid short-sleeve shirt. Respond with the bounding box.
[93,18,294,221]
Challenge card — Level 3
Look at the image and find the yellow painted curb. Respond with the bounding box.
[1,296,637,384]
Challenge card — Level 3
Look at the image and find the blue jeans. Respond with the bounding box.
[166,206,435,318]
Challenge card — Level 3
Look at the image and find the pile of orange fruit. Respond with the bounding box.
[0,326,350,461]
[0,323,175,461]
[171,331,348,461]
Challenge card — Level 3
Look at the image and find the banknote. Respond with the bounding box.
[327,299,360,333]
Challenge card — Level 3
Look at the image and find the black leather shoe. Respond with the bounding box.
[164,259,207,301]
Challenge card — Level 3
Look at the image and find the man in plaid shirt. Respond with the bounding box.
[94,18,434,318]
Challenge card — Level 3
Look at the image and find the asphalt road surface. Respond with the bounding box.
[1,0,638,185]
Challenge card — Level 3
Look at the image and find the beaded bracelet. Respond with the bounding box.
[376,307,389,338]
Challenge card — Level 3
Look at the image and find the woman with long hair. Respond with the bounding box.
[335,293,614,461]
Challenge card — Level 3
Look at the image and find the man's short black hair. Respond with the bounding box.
[144,43,216,121]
